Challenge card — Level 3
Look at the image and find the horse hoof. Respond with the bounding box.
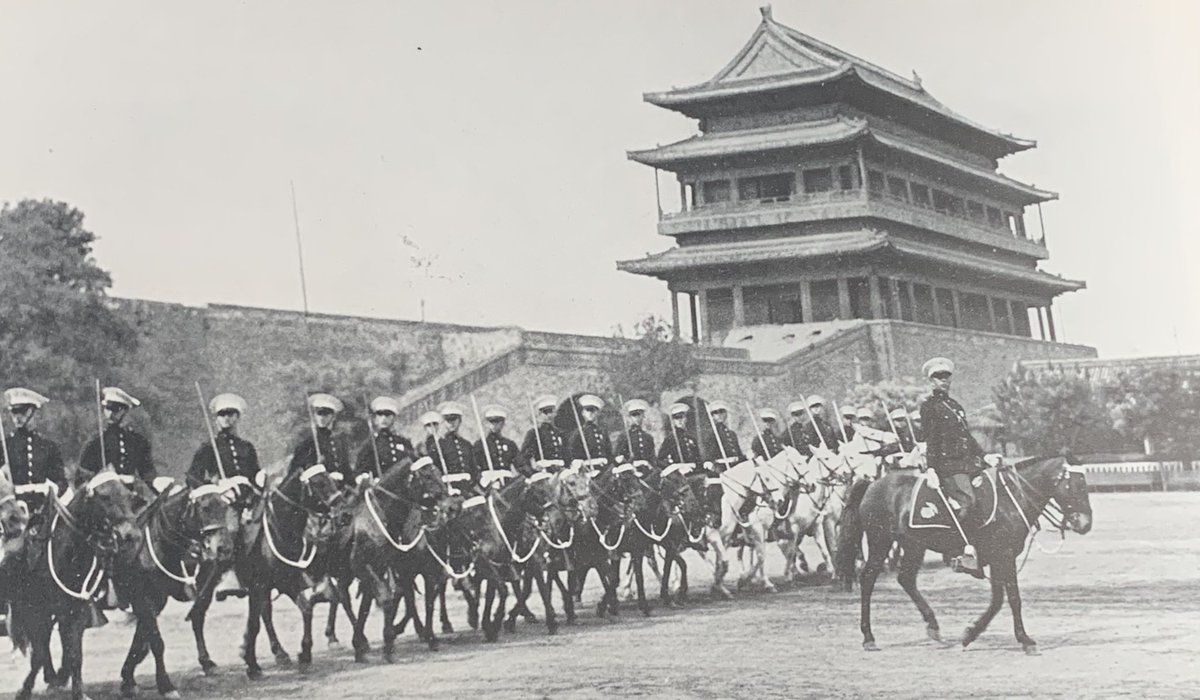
[326,637,340,649]
[503,618,516,633]
[428,638,440,652]
[274,653,292,668]
[354,651,368,664]
[1023,644,1040,656]
[816,562,828,574]
[863,641,880,652]
[441,623,454,634]
[641,607,652,617]
[246,668,264,681]
[764,584,778,594]
[927,626,942,643]
[383,652,396,664]
[200,660,218,676]
[161,690,182,700]
[120,682,138,698]
[297,662,312,675]
[547,620,559,635]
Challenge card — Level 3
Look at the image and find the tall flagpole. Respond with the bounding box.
[291,180,311,328]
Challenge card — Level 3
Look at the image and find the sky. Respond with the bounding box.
[1,0,1197,358]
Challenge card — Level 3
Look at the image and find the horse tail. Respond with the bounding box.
[833,478,871,589]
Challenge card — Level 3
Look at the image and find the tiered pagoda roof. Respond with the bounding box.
[643,5,1033,160]
[628,116,1056,205]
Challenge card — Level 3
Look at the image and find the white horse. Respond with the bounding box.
[705,457,778,596]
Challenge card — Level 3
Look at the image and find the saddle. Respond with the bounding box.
[908,467,999,531]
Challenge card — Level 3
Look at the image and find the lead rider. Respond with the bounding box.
[919,356,985,575]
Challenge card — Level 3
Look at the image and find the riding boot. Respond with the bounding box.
[214,569,248,601]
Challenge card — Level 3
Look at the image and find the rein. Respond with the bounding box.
[47,510,107,601]
[486,493,541,564]
[363,486,426,552]
[262,489,318,569]
[143,496,205,586]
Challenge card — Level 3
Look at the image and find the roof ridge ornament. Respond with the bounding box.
[912,69,923,90]
[760,5,772,21]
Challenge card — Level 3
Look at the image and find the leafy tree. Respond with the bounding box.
[992,365,1126,456]
[1103,366,1200,457]
[0,200,138,460]
[606,315,700,407]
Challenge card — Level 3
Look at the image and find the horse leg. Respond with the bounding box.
[859,531,891,651]
[259,597,291,667]
[962,562,1006,649]
[550,565,575,625]
[58,610,87,700]
[707,529,732,599]
[324,596,340,647]
[602,559,621,616]
[659,547,675,605]
[481,578,498,642]
[143,600,179,699]
[492,581,508,639]
[16,609,52,700]
[811,515,834,574]
[437,581,453,634]
[189,581,220,674]
[241,590,266,680]
[353,593,373,663]
[896,544,942,643]
[532,564,558,635]
[119,610,148,698]
[295,592,316,671]
[504,567,531,632]
[633,549,651,616]
[676,551,690,603]
[997,555,1037,654]
[380,594,400,663]
[754,525,776,592]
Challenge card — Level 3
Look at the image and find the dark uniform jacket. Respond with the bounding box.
[920,390,983,475]
[658,428,700,467]
[474,432,524,474]
[615,425,656,467]
[2,427,67,492]
[750,429,785,460]
[782,422,813,457]
[800,415,842,452]
[288,426,351,481]
[79,424,156,483]
[520,422,566,466]
[187,429,260,487]
[356,429,414,478]
[567,423,613,465]
[840,422,856,443]
[708,422,745,468]
[429,431,477,480]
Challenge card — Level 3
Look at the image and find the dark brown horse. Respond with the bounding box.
[114,482,233,698]
[835,456,1093,654]
[8,469,144,700]
[222,465,341,678]
[648,466,707,607]
[569,465,646,618]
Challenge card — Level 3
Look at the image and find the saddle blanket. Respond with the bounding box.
[908,468,999,531]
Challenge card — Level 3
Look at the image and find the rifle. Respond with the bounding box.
[568,395,592,463]
[94,380,108,471]
[363,393,382,478]
[528,397,545,463]
[470,395,495,471]
[194,382,228,481]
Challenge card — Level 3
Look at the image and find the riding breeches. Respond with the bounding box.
[938,472,975,512]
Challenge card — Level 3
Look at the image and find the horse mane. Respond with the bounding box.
[376,458,414,491]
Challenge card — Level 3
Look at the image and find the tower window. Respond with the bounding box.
[837,165,855,190]
[867,170,885,193]
[887,176,909,201]
[738,173,794,202]
[702,180,731,204]
[911,183,931,208]
[802,168,833,194]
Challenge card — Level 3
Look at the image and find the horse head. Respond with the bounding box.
[556,467,598,523]
[292,464,342,513]
[660,466,700,521]
[1052,460,1092,535]
[182,484,235,562]
[79,470,144,565]
[0,474,30,542]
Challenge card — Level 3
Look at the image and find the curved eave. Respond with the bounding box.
[884,240,1084,293]
[627,117,868,169]
[643,65,1033,157]
[867,132,1057,204]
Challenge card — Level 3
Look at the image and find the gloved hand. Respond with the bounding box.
[355,472,372,486]
[983,453,1004,468]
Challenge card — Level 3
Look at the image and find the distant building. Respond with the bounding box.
[619,6,1084,347]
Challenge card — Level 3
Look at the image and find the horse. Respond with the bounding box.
[341,456,449,662]
[504,466,597,628]
[835,456,1093,653]
[8,469,145,700]
[222,464,342,678]
[706,458,779,595]
[628,462,704,609]
[114,480,234,698]
[570,464,646,618]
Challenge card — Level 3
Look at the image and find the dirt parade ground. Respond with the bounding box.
[2,492,1197,699]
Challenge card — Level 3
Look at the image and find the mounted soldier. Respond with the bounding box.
[2,388,65,543]
[473,404,524,475]
[435,401,478,482]
[187,392,260,489]
[705,400,744,472]
[799,395,842,453]
[567,394,612,469]
[658,402,700,467]
[520,394,566,471]
[750,408,785,460]
[783,401,813,457]
[356,396,414,483]
[289,393,351,483]
[919,357,986,574]
[614,399,656,471]
[79,386,156,486]
[838,405,858,443]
